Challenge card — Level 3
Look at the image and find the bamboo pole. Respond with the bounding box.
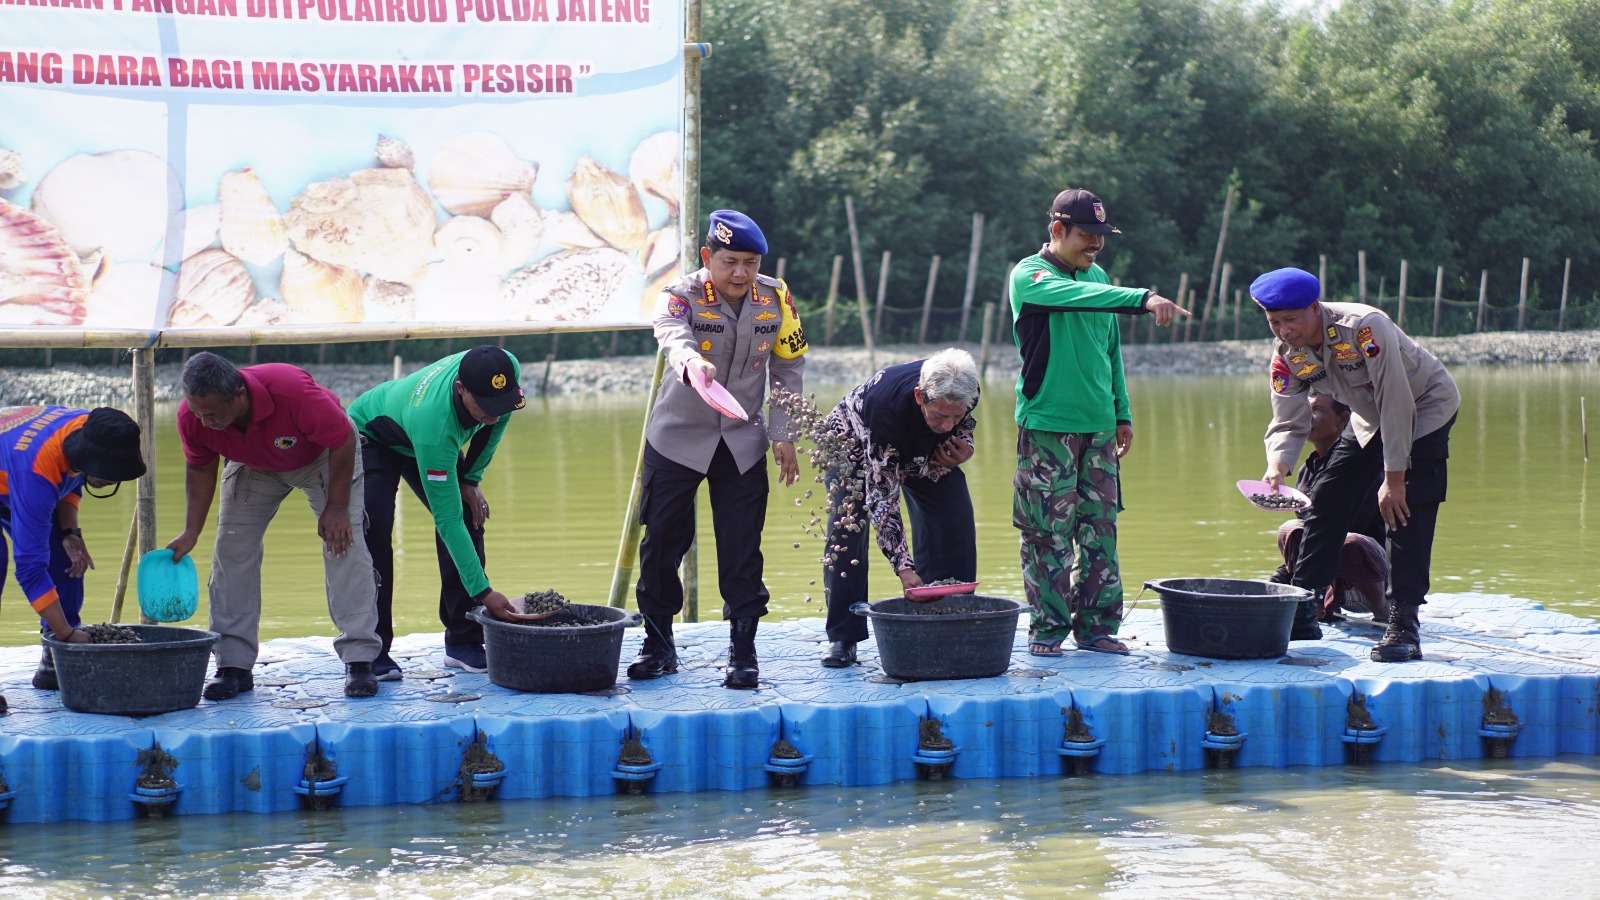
[774,257,786,282]
[108,513,139,624]
[1517,256,1530,331]
[1476,270,1489,332]
[977,304,995,381]
[872,250,891,337]
[132,347,158,625]
[957,212,985,342]
[917,255,941,344]
[1214,262,1233,342]
[1192,183,1237,343]
[607,352,669,609]
[1558,258,1572,332]
[1358,250,1368,305]
[1582,396,1590,463]
[1146,285,1158,344]
[823,254,842,344]
[1173,273,1191,343]
[681,539,698,623]
[392,354,401,381]
[843,196,876,371]
[1432,266,1444,337]
[1233,288,1243,340]
[1318,255,1327,299]
[1397,259,1409,328]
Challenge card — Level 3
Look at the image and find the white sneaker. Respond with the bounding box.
[442,644,488,673]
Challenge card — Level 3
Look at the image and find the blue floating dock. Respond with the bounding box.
[2,593,1597,823]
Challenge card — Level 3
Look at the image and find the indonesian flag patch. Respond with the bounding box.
[426,468,449,482]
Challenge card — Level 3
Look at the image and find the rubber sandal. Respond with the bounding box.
[1074,637,1130,656]
[1028,639,1066,657]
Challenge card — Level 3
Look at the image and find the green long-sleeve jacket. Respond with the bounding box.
[1009,247,1150,433]
[347,350,520,598]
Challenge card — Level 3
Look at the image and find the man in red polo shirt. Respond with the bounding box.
[168,352,382,699]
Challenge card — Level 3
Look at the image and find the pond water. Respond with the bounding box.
[2,365,1593,644]
[1,760,1598,896]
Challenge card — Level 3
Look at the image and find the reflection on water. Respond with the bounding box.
[1,759,1598,896]
[0,365,1594,645]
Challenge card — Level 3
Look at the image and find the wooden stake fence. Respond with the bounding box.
[823,254,842,344]
[918,255,941,344]
[873,250,891,337]
[1476,270,1489,332]
[843,196,876,370]
[1517,257,1530,331]
[1559,258,1572,332]
[957,212,985,342]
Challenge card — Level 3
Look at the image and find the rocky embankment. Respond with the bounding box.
[2,330,1596,407]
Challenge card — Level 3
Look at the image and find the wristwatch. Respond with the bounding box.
[60,527,83,538]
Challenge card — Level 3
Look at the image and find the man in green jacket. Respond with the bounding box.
[1009,189,1187,656]
[350,346,527,677]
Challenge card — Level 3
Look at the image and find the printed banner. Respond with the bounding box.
[0,1,683,333]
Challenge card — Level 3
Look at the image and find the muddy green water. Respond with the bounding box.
[2,366,1593,643]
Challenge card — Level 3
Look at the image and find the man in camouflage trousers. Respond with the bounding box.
[1008,190,1187,655]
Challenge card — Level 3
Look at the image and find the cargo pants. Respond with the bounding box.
[209,449,382,669]
[1013,428,1123,644]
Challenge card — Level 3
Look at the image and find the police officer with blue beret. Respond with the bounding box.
[630,210,808,689]
[1254,267,1459,662]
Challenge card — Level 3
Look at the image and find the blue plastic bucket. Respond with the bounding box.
[137,549,200,623]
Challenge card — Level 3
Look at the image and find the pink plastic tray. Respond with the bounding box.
[693,378,748,421]
[905,581,980,601]
[1235,479,1311,511]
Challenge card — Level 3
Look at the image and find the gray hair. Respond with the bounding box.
[918,348,980,407]
[181,351,245,399]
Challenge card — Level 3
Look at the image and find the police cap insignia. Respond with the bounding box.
[490,373,507,390]
[714,221,733,244]
[1092,201,1106,222]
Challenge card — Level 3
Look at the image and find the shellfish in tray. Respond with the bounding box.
[285,168,434,284]
[500,247,642,323]
[628,132,681,216]
[30,149,181,262]
[0,201,89,326]
[168,249,255,327]
[0,150,23,191]
[219,169,288,266]
[434,216,504,271]
[363,277,416,323]
[375,134,415,170]
[83,262,164,328]
[427,132,537,218]
[567,157,648,252]
[280,249,364,323]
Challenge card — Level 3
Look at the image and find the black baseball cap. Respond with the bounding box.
[1049,189,1121,235]
[457,346,525,417]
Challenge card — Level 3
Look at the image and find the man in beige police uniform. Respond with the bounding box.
[1255,267,1459,662]
[629,209,806,688]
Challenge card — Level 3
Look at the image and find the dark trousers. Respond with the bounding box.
[1291,416,1454,613]
[361,440,487,652]
[0,510,83,633]
[824,467,977,643]
[636,440,770,624]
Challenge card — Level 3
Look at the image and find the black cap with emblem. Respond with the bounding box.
[457,346,525,417]
[1049,188,1121,235]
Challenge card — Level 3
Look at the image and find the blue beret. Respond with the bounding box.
[1250,268,1320,311]
[706,209,768,255]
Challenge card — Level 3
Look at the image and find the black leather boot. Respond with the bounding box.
[1371,602,1423,662]
[31,645,57,691]
[203,666,254,701]
[723,618,760,689]
[627,616,678,680]
[344,661,379,698]
[1289,598,1323,641]
[820,640,857,668]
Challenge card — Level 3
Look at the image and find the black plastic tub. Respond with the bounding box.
[851,595,1022,680]
[1145,578,1312,659]
[468,605,634,693]
[44,625,218,716]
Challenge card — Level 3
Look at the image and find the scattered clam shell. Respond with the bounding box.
[427,132,537,218]
[280,249,364,323]
[363,276,415,322]
[375,134,414,170]
[434,216,504,270]
[177,204,222,262]
[414,261,503,321]
[234,298,291,327]
[501,247,642,322]
[639,226,678,278]
[0,150,22,191]
[567,157,648,252]
[83,261,164,327]
[169,248,255,326]
[285,168,435,284]
[0,201,90,325]
[628,132,680,216]
[30,149,180,261]
[219,169,288,266]
[490,193,542,269]
[543,210,605,249]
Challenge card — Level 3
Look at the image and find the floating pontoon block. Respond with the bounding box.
[314,712,479,807]
[1068,683,1211,774]
[920,683,1071,779]
[779,695,924,786]
[149,702,317,816]
[624,701,782,793]
[0,713,152,823]
[1349,667,1488,763]
[474,695,630,799]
